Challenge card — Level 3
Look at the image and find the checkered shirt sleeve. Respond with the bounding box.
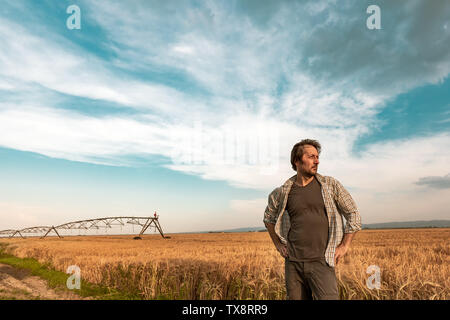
[263,187,280,225]
[333,179,362,233]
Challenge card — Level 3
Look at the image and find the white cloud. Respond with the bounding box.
[0,17,208,119]
[172,45,196,55]
[0,104,171,166]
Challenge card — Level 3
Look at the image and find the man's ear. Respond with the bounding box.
[295,159,301,171]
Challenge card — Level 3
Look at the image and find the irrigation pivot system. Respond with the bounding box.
[0,215,168,239]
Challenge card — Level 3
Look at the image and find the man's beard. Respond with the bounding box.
[302,167,316,178]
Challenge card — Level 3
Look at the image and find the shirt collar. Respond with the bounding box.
[282,172,325,189]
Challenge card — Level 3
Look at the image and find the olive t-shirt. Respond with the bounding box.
[286,176,329,262]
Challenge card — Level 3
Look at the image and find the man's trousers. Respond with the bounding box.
[285,258,339,300]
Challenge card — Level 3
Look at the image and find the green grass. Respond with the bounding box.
[0,242,142,300]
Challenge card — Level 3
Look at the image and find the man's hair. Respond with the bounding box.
[290,139,322,171]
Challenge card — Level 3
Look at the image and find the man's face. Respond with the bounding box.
[295,145,319,176]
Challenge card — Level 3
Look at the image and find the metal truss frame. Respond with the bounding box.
[0,216,167,239]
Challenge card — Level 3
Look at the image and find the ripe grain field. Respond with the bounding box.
[0,228,448,300]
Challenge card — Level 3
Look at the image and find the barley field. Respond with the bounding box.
[0,228,448,300]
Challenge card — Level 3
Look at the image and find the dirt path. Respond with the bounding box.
[0,263,90,300]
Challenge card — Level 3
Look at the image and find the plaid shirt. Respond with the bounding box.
[263,173,361,267]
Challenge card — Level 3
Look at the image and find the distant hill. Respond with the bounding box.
[361,220,450,229]
[200,220,450,233]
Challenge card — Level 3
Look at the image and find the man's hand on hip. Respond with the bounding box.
[334,244,349,265]
[276,242,289,258]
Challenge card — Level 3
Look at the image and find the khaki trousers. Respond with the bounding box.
[285,258,339,300]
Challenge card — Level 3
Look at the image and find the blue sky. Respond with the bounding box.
[0,0,449,233]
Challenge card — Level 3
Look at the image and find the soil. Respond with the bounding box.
[0,263,91,300]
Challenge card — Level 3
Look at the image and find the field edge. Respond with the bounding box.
[0,242,142,300]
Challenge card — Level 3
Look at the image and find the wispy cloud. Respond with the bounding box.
[415,173,450,189]
[0,16,208,119]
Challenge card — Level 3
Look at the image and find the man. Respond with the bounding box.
[263,139,361,300]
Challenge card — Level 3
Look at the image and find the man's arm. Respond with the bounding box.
[332,178,362,265]
[263,187,288,258]
[265,222,288,258]
[333,178,362,233]
[263,187,281,225]
[335,232,356,265]
[340,232,356,248]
